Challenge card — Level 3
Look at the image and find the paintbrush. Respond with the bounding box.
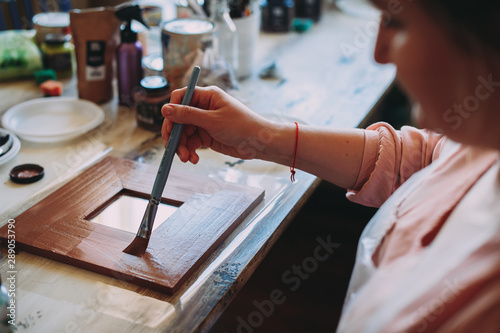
[124,66,201,256]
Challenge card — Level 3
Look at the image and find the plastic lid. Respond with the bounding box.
[162,19,214,35]
[142,53,164,72]
[44,33,71,45]
[32,12,70,27]
[140,76,169,92]
[10,164,45,184]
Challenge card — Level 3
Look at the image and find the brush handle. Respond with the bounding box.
[136,66,201,238]
[151,66,200,199]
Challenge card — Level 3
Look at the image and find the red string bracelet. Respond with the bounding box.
[290,122,299,182]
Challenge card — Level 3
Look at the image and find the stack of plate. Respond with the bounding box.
[2,97,105,143]
[0,128,21,165]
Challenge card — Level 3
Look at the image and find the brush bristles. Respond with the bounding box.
[123,236,149,257]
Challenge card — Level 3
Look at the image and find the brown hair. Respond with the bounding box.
[370,0,500,54]
[417,1,500,53]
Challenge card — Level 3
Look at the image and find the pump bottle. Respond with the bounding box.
[115,4,149,106]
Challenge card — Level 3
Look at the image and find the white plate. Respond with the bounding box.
[2,97,105,143]
[0,128,21,166]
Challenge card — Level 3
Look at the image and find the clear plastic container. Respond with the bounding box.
[210,0,239,75]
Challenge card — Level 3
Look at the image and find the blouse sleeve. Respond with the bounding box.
[346,122,445,208]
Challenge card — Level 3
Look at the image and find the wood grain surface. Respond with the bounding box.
[0,157,264,294]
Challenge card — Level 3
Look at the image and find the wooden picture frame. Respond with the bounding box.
[0,157,264,294]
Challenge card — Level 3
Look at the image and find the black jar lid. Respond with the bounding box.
[10,164,45,184]
[140,76,170,93]
[44,33,71,45]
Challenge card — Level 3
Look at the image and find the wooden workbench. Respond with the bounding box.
[0,6,395,332]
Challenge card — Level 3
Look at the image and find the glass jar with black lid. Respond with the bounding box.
[134,76,171,132]
[41,33,74,78]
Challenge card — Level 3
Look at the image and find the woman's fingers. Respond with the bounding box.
[188,151,200,164]
[169,86,224,109]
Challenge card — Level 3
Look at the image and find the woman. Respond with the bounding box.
[162,0,500,331]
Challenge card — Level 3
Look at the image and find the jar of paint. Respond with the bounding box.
[41,33,74,78]
[295,0,322,22]
[161,18,216,90]
[134,76,171,132]
[260,0,295,32]
[33,12,70,46]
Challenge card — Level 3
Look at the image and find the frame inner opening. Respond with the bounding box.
[88,191,180,233]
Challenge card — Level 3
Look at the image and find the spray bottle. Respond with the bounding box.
[115,4,149,106]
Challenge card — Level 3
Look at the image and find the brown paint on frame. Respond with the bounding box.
[0,157,264,294]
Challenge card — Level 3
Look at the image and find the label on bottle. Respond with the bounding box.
[46,53,72,73]
[271,6,286,30]
[86,41,106,81]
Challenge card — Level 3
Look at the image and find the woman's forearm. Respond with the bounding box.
[256,122,366,189]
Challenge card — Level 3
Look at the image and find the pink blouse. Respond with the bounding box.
[338,122,500,333]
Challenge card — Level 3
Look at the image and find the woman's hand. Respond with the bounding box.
[162,86,366,189]
[161,86,273,164]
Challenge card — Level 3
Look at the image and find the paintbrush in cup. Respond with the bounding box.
[124,66,201,256]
